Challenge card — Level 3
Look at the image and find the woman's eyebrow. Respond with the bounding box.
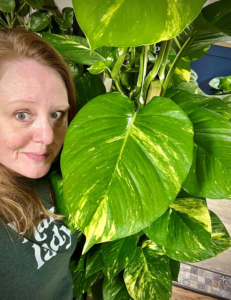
[7,99,38,105]
[7,100,71,111]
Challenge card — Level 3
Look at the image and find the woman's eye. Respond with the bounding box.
[15,112,29,121]
[51,111,63,119]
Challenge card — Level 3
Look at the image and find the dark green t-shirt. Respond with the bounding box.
[0,177,78,300]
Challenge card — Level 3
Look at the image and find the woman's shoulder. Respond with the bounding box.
[33,175,53,208]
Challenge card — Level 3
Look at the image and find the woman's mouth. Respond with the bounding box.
[24,152,50,162]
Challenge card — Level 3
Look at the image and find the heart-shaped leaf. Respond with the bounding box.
[101,234,138,281]
[41,33,111,65]
[88,61,106,75]
[210,210,231,256]
[0,0,15,12]
[145,197,214,262]
[73,0,206,49]
[167,89,231,199]
[62,7,74,27]
[61,93,194,252]
[30,11,50,32]
[124,240,172,300]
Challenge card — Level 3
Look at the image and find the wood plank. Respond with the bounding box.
[171,286,219,300]
[191,199,231,276]
[214,42,231,48]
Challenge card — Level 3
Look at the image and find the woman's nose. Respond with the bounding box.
[32,118,55,145]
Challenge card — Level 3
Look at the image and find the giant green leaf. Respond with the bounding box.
[73,0,206,49]
[103,272,133,300]
[145,197,214,262]
[124,241,172,300]
[101,234,138,281]
[167,89,231,199]
[61,93,194,253]
[41,33,113,65]
[210,210,231,256]
[0,0,15,12]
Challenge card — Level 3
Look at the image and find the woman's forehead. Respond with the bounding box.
[0,59,69,107]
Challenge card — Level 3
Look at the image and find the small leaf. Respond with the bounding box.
[124,241,172,300]
[103,272,133,300]
[86,244,104,277]
[170,259,180,282]
[101,234,138,281]
[88,61,106,75]
[73,73,106,112]
[0,0,15,12]
[53,15,72,29]
[62,7,74,26]
[168,55,191,88]
[30,11,50,32]
[67,61,83,80]
[145,197,214,262]
[209,77,222,90]
[25,0,43,9]
[41,33,107,65]
[210,210,231,256]
[105,48,128,79]
[188,46,210,62]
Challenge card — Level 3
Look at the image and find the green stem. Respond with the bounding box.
[114,75,125,95]
[12,1,27,26]
[130,47,136,68]
[158,39,172,87]
[133,46,144,99]
[4,13,11,27]
[161,34,195,97]
[0,17,8,27]
[142,41,168,102]
[139,45,149,107]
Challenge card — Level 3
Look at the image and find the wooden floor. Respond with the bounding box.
[171,286,219,300]
[191,199,231,276]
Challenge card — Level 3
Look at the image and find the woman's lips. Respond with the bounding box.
[24,152,50,161]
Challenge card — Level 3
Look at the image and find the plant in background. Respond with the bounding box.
[3,0,231,299]
[0,0,74,34]
[209,75,231,95]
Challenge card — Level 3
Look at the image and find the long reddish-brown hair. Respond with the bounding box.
[0,28,76,237]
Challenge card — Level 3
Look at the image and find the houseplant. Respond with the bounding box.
[1,0,231,299]
[44,0,231,299]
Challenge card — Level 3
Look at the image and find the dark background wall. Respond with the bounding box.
[191,45,231,95]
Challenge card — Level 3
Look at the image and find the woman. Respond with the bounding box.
[0,28,78,299]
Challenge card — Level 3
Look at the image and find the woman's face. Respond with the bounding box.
[0,59,70,178]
